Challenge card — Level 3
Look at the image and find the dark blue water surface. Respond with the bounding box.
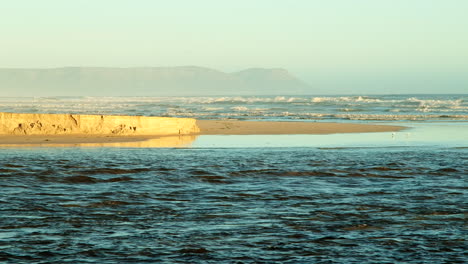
[0,147,466,263]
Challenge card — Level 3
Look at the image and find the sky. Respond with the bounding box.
[1,0,467,93]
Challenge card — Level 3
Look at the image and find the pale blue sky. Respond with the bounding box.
[1,0,467,93]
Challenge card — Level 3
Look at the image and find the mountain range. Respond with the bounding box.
[0,67,310,96]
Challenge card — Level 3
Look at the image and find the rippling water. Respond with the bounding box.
[1,94,467,263]
[1,147,466,263]
[1,94,467,121]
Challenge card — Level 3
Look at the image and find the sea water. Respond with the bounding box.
[0,94,467,263]
[1,94,467,122]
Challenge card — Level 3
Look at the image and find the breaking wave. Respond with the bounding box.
[0,95,466,121]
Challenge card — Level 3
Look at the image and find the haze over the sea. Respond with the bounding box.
[0,67,310,96]
[1,0,467,95]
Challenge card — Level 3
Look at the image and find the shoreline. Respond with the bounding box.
[196,120,405,135]
[0,120,405,146]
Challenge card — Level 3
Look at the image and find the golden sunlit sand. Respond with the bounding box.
[0,112,405,147]
[196,120,405,135]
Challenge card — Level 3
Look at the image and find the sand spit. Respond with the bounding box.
[0,113,405,147]
[196,120,405,135]
[0,112,199,136]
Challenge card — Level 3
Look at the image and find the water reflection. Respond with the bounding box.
[0,122,465,148]
[192,122,468,148]
[0,135,197,148]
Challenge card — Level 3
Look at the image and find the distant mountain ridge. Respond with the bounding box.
[0,66,310,96]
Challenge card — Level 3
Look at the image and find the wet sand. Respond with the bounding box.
[0,120,405,146]
[0,135,198,148]
[0,135,149,145]
[196,120,405,135]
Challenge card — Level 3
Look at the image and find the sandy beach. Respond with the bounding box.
[0,116,405,146]
[0,135,151,145]
[196,120,405,135]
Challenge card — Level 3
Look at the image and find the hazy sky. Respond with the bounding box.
[2,0,467,93]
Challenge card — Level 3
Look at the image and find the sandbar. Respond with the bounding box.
[196,120,405,135]
[0,118,405,147]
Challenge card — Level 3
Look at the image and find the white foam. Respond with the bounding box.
[1,95,466,121]
[311,96,385,103]
[202,107,224,111]
[231,106,249,111]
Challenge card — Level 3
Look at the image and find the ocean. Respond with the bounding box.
[1,94,467,122]
[0,94,467,263]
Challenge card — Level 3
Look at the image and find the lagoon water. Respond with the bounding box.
[1,94,467,263]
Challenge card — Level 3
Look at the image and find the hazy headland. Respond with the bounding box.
[0,67,310,96]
